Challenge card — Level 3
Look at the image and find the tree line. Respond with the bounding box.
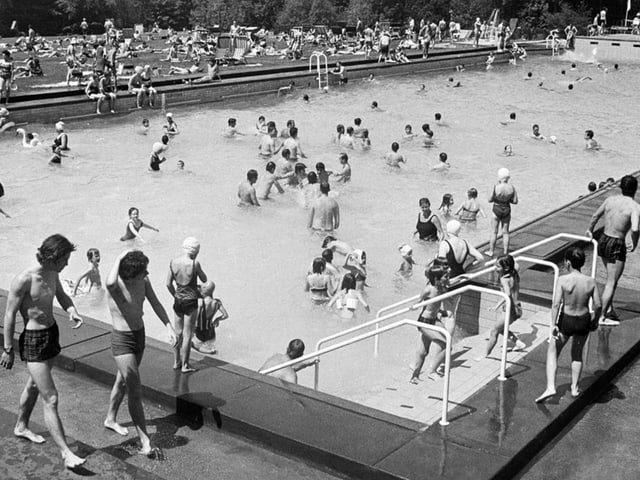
[1,0,632,39]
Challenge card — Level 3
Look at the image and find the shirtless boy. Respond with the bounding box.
[385,142,406,167]
[586,175,639,325]
[536,247,602,402]
[259,339,316,383]
[238,169,260,206]
[258,161,285,199]
[103,250,177,458]
[1,234,85,469]
[308,183,340,232]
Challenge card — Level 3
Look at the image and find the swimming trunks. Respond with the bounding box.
[416,213,438,241]
[597,234,626,263]
[19,323,61,362]
[171,259,199,316]
[111,328,145,357]
[443,240,468,277]
[490,185,514,220]
[557,312,591,337]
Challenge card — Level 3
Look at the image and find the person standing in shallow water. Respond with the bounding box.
[487,168,518,256]
[0,234,86,469]
[166,237,208,372]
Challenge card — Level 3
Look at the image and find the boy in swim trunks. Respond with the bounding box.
[72,248,102,296]
[536,247,602,402]
[103,250,177,458]
[586,175,639,326]
[1,234,86,469]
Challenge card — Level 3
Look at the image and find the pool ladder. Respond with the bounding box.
[309,52,329,89]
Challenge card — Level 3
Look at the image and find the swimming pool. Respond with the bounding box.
[0,55,637,399]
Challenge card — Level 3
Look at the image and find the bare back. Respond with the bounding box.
[260,353,297,383]
[602,195,639,239]
[13,266,60,330]
[107,277,147,331]
[558,272,596,316]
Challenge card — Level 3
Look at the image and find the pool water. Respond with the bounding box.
[0,55,637,397]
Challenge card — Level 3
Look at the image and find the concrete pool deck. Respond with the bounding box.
[2,171,639,480]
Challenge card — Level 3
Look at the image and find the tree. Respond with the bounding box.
[309,0,337,25]
[345,0,377,26]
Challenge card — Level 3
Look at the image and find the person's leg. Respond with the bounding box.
[488,215,499,255]
[173,313,184,369]
[26,361,85,468]
[482,319,504,358]
[536,334,567,402]
[425,337,447,378]
[96,96,103,114]
[502,217,511,254]
[104,368,129,435]
[112,354,154,454]
[600,259,625,323]
[14,375,45,443]
[136,89,144,108]
[180,310,198,373]
[570,334,588,396]
[410,334,430,383]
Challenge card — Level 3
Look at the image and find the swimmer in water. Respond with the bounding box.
[530,124,545,140]
[361,129,371,150]
[447,77,461,87]
[120,207,159,242]
[397,244,416,274]
[584,130,600,150]
[164,112,178,135]
[438,193,454,218]
[421,123,434,147]
[370,101,383,111]
[334,152,352,183]
[456,188,486,222]
[223,117,245,138]
[431,152,450,171]
[237,169,260,206]
[257,161,285,200]
[255,115,268,134]
[434,113,448,127]
[277,81,295,96]
[302,94,310,103]
[417,84,427,92]
[486,52,495,71]
[139,118,150,135]
[403,124,417,140]
[500,112,517,126]
[385,142,406,167]
[72,248,102,296]
[177,160,185,170]
[48,145,65,165]
[503,145,513,156]
[524,71,534,80]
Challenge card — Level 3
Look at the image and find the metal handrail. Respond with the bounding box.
[308,52,328,89]
[314,285,510,378]
[373,232,596,353]
[261,318,454,425]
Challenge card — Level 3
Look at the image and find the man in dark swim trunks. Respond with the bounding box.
[103,250,177,458]
[166,237,207,372]
[1,235,86,469]
[586,175,639,326]
[536,247,602,402]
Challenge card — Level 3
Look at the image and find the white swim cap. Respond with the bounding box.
[55,121,64,131]
[446,219,462,236]
[152,142,165,154]
[182,236,200,255]
[549,135,557,144]
[398,243,413,256]
[134,65,143,74]
[498,167,510,179]
[166,112,173,118]
[0,107,8,116]
[350,249,365,264]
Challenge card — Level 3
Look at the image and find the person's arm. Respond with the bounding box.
[327,289,341,308]
[85,83,92,97]
[357,292,371,312]
[72,268,92,296]
[250,187,260,207]
[195,260,207,282]
[0,207,10,218]
[55,275,83,328]
[1,273,30,369]
[629,208,640,252]
[511,186,518,205]
[166,262,176,297]
[304,275,311,292]
[333,203,340,230]
[437,240,448,258]
[468,243,485,265]
[586,202,606,237]
[432,215,444,240]
[144,277,177,346]
[273,178,285,194]
[454,204,464,216]
[141,220,159,232]
[211,299,229,325]
[307,206,315,228]
[550,280,563,335]
[590,280,602,328]
[126,221,145,242]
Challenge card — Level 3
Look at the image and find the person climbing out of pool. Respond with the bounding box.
[166,237,208,373]
[487,168,518,257]
[536,246,602,403]
[259,339,316,383]
[120,207,159,243]
[456,188,486,223]
[415,197,444,241]
[410,262,451,383]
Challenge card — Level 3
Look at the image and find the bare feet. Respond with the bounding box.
[62,450,86,469]
[104,419,129,436]
[409,376,420,384]
[139,446,165,460]
[571,386,581,398]
[173,360,181,370]
[14,427,45,443]
[535,388,556,403]
[181,365,197,373]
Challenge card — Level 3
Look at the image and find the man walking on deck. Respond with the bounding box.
[586,175,639,326]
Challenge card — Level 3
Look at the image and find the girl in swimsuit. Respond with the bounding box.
[456,188,486,223]
[120,207,159,242]
[415,197,443,241]
[328,273,370,320]
[305,258,335,303]
[487,169,518,256]
[438,193,454,219]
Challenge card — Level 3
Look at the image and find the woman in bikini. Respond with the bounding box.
[305,258,335,303]
[166,237,208,372]
[415,197,444,241]
[487,168,518,256]
[456,188,486,223]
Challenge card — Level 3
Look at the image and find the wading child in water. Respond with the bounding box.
[334,153,351,182]
[120,207,159,243]
[438,193,454,218]
[72,248,102,296]
[456,188,486,223]
[192,281,229,355]
[431,152,450,171]
[139,118,149,135]
[328,273,370,320]
[403,124,417,140]
[398,243,416,274]
[584,129,600,150]
[48,145,65,165]
[163,112,178,135]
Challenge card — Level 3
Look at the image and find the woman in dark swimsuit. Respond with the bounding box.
[487,168,518,256]
[415,197,443,241]
[166,237,207,373]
